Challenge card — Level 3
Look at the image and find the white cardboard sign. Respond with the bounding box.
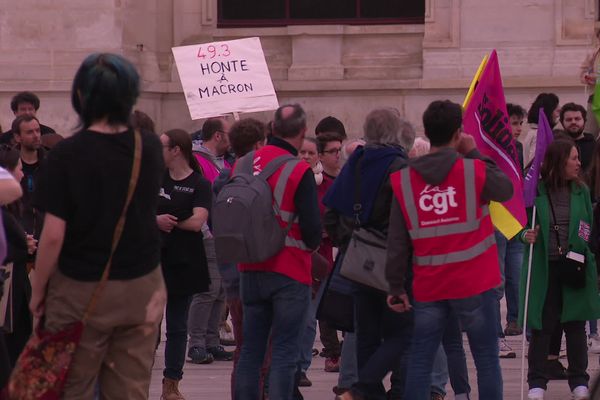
[172,37,279,120]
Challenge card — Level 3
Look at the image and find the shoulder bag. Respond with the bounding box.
[339,155,390,293]
[5,129,142,400]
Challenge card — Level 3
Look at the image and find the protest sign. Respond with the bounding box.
[172,37,279,119]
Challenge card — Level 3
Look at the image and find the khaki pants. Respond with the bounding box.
[44,267,166,400]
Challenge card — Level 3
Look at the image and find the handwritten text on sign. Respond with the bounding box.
[172,37,279,120]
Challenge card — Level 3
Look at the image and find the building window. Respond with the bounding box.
[218,0,425,27]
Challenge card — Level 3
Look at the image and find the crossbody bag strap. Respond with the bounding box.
[546,192,563,255]
[352,155,365,229]
[82,129,143,323]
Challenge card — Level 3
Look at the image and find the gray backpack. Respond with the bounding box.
[212,151,300,263]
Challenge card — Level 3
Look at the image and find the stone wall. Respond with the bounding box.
[0,0,597,138]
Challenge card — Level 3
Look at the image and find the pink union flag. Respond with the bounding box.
[463,50,527,238]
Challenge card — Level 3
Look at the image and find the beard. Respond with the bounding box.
[566,126,584,138]
[22,142,40,152]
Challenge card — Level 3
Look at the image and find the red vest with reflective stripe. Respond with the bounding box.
[390,158,501,302]
[238,145,312,285]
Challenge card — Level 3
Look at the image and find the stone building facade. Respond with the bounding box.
[0,0,597,137]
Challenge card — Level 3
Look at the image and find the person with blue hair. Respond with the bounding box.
[29,53,167,399]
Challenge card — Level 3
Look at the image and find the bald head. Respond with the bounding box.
[281,105,295,119]
[273,104,306,139]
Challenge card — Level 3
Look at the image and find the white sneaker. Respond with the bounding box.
[572,385,589,400]
[588,335,600,354]
[499,338,516,358]
[528,388,545,399]
[219,320,236,346]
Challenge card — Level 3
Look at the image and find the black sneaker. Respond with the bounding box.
[188,346,214,364]
[298,371,312,387]
[207,345,234,361]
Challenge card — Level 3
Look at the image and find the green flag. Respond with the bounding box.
[592,72,600,125]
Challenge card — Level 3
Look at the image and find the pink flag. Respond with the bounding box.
[463,50,527,237]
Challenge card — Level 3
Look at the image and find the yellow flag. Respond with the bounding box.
[463,55,489,109]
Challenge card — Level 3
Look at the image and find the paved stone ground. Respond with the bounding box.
[148,299,600,399]
[148,331,600,399]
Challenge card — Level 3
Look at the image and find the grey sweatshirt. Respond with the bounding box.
[385,147,513,296]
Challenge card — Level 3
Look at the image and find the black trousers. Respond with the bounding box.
[528,261,589,390]
[354,287,413,400]
[318,320,341,358]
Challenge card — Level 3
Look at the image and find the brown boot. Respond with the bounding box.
[161,378,186,400]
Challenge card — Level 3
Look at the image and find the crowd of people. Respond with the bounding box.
[1,51,600,400]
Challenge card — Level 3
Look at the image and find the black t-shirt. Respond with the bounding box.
[158,170,212,295]
[34,128,164,281]
[576,133,596,173]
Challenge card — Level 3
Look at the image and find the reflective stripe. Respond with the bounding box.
[273,159,301,241]
[400,168,420,229]
[410,207,489,239]
[413,233,496,266]
[464,159,476,221]
[273,160,299,208]
[279,209,298,222]
[285,236,310,251]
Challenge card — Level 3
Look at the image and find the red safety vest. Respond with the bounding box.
[390,158,501,302]
[238,145,313,285]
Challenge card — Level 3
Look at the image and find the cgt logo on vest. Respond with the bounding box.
[418,185,458,215]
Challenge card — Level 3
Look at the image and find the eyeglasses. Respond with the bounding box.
[321,148,341,155]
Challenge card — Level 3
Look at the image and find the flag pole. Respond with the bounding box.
[520,205,536,400]
[462,54,489,109]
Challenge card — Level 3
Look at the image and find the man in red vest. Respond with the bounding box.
[385,100,513,400]
[234,104,321,400]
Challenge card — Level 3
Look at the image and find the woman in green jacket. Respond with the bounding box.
[520,139,600,400]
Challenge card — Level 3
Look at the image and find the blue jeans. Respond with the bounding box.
[430,346,449,396]
[494,231,507,338]
[338,331,358,389]
[164,294,192,381]
[442,311,472,398]
[235,271,310,400]
[504,236,524,323]
[404,289,502,400]
[494,231,524,336]
[297,283,325,372]
[427,327,472,398]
